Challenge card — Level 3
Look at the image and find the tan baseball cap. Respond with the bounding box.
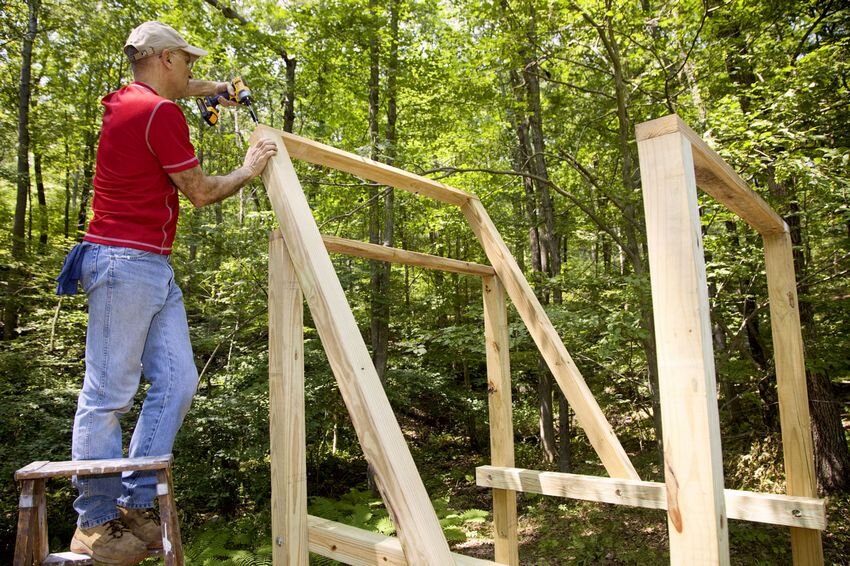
[124,21,208,61]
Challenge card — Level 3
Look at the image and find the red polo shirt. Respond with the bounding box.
[85,82,199,254]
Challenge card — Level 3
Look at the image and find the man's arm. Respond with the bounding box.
[169,139,277,208]
[186,80,230,98]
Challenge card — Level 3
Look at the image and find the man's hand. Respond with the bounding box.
[243,139,278,178]
[216,81,238,107]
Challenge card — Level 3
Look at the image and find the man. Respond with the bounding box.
[56,21,277,564]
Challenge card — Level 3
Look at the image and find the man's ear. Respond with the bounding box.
[161,48,174,67]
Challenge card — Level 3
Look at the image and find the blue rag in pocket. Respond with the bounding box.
[55,242,91,296]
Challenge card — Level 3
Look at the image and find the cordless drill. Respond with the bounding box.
[196,76,259,126]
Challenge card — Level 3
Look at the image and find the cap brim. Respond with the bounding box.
[181,45,208,59]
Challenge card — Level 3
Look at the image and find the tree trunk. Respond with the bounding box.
[367,0,390,385]
[5,0,39,340]
[34,151,48,249]
[538,358,557,464]
[282,51,296,133]
[76,130,96,238]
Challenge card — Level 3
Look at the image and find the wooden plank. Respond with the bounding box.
[323,234,496,277]
[13,481,35,566]
[156,466,184,566]
[482,276,518,566]
[43,551,160,565]
[461,197,638,481]
[43,552,93,565]
[251,125,453,564]
[307,515,500,566]
[763,232,824,565]
[15,455,171,480]
[476,466,827,530]
[635,115,786,236]
[265,127,472,206]
[269,230,309,566]
[637,129,730,564]
[34,479,48,561]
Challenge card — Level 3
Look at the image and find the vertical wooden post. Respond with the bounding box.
[763,232,823,565]
[33,479,48,561]
[156,465,184,566]
[269,229,309,566]
[482,275,518,566]
[13,480,35,566]
[637,131,730,565]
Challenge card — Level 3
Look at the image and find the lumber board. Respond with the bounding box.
[482,276,518,566]
[323,234,495,277]
[763,232,823,565]
[263,127,472,206]
[307,515,499,566]
[42,551,161,565]
[43,552,93,565]
[462,197,638,481]
[635,115,786,236]
[15,455,171,480]
[155,466,184,565]
[251,125,453,565]
[476,466,827,530]
[13,481,35,566]
[269,230,310,566]
[637,129,730,564]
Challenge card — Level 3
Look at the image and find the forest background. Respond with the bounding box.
[1,0,849,563]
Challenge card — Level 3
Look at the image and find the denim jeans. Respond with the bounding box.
[71,244,198,528]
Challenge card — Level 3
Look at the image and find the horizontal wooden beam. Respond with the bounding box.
[323,235,495,277]
[308,515,501,566]
[15,456,172,480]
[476,466,827,531]
[635,115,787,236]
[265,128,472,207]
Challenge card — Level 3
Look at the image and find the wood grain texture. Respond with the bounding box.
[15,456,171,480]
[477,466,826,530]
[269,230,309,566]
[637,129,730,564]
[462,197,638,481]
[482,276,518,565]
[763,232,823,565]
[156,466,184,566]
[636,115,785,236]
[274,128,471,206]
[251,125,453,564]
[307,515,499,566]
[323,234,495,276]
[13,481,35,566]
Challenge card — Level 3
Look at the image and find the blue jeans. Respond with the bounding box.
[71,244,198,528]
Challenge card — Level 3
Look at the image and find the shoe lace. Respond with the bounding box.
[104,518,131,539]
[142,507,161,525]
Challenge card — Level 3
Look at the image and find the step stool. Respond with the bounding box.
[13,455,184,566]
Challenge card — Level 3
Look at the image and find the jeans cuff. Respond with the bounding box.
[117,499,155,510]
[78,510,120,529]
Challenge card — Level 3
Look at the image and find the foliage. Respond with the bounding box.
[0,0,848,563]
[309,488,489,544]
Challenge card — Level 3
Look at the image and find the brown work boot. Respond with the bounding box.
[70,518,149,565]
[119,506,163,551]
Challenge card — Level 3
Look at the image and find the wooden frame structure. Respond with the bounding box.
[253,114,824,565]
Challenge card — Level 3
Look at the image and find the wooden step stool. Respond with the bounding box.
[13,455,184,566]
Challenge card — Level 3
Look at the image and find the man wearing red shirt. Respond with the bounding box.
[57,21,276,564]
